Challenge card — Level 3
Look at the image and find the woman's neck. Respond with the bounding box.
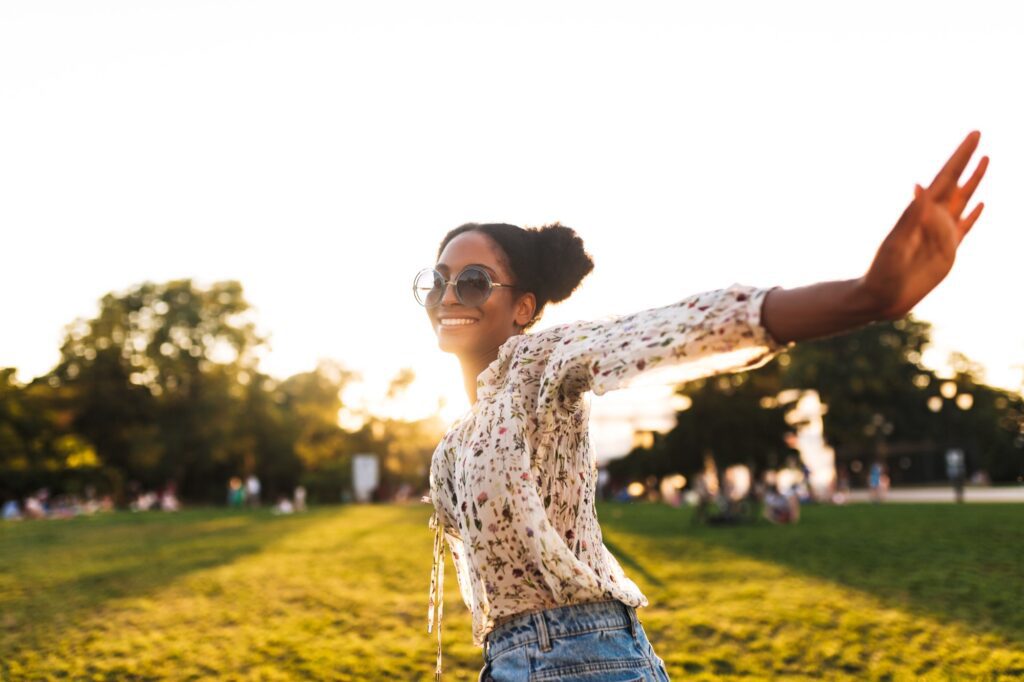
[459,351,497,405]
[457,330,523,405]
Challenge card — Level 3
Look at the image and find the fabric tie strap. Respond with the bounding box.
[427,511,446,680]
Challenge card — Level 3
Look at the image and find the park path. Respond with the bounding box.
[845,486,1024,503]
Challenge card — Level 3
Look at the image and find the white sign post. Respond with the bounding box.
[352,453,379,503]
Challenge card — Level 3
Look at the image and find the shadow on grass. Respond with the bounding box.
[597,501,1024,646]
[0,507,344,653]
[602,535,665,589]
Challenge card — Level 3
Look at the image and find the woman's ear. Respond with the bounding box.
[515,292,537,328]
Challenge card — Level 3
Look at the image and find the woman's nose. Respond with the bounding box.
[440,279,460,306]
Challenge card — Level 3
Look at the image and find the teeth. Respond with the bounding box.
[440,318,477,326]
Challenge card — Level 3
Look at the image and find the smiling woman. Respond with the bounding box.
[414,222,788,681]
[413,133,988,679]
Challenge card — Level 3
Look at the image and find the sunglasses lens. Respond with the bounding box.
[413,269,444,307]
[456,267,491,306]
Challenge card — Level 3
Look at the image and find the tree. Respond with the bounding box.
[49,279,266,501]
[782,315,1023,483]
[781,316,937,461]
[0,368,102,500]
[607,357,799,485]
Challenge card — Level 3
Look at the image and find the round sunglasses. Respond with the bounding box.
[412,266,517,308]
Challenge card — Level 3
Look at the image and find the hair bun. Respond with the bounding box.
[529,222,595,304]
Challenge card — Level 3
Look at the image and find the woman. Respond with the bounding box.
[416,131,987,680]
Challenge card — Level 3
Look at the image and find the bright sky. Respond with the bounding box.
[3,1,1022,459]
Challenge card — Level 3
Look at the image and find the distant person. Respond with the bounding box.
[227,477,245,508]
[130,491,158,511]
[832,467,851,505]
[294,485,307,512]
[691,470,717,526]
[2,499,22,521]
[416,133,988,679]
[24,494,46,519]
[969,470,991,486]
[245,474,261,508]
[658,476,683,508]
[798,458,816,502]
[272,496,294,515]
[869,460,889,503]
[160,483,180,512]
[394,482,414,503]
[763,484,800,524]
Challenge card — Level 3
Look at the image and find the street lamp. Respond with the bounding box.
[927,380,973,503]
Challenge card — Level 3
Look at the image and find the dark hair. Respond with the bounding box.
[436,222,595,330]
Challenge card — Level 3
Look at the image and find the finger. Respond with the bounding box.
[958,202,984,241]
[894,185,928,234]
[951,155,989,216]
[928,130,981,202]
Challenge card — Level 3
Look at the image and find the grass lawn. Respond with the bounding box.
[1,502,1022,681]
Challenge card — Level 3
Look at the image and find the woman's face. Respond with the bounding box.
[427,231,535,358]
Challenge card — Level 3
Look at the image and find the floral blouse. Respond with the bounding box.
[424,282,795,679]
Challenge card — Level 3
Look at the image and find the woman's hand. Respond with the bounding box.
[858,131,989,320]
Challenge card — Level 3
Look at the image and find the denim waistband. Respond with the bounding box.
[483,599,640,660]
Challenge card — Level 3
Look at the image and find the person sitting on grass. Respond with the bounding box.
[763,482,801,525]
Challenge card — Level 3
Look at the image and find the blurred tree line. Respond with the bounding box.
[3,280,1023,506]
[0,280,444,505]
[608,316,1024,487]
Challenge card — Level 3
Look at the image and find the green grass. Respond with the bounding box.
[1,503,1022,681]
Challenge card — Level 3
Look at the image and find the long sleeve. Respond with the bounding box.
[537,283,794,415]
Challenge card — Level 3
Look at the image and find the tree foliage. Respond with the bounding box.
[614,315,1024,485]
[3,282,1022,505]
[1,280,442,505]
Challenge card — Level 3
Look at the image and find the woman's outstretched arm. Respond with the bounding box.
[761,130,988,345]
[759,277,882,346]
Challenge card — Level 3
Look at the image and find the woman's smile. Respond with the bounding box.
[438,315,480,330]
[439,318,478,326]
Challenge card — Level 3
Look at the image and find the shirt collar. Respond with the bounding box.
[474,333,525,402]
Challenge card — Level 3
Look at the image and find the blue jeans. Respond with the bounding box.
[478,599,671,681]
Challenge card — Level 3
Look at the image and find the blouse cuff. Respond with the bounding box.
[749,285,796,353]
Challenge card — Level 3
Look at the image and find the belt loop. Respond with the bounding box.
[623,602,639,641]
[532,611,552,652]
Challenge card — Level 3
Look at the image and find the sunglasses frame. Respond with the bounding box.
[412,265,517,308]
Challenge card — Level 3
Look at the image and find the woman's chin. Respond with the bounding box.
[436,330,474,354]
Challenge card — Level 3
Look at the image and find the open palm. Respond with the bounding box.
[861,131,988,320]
